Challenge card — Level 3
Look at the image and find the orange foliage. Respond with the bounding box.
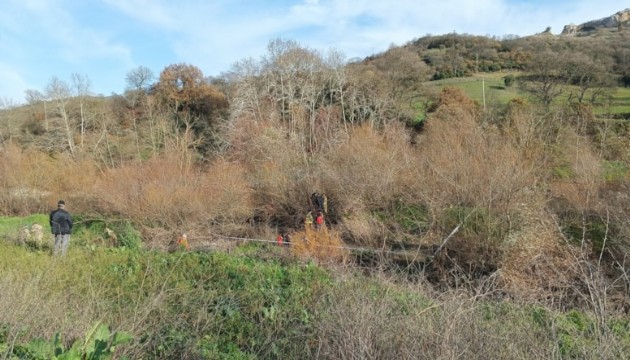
[155,63,227,116]
[290,225,348,262]
[95,151,252,229]
[0,143,100,215]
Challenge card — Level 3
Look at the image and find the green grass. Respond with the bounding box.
[427,72,523,106]
[0,214,143,252]
[1,215,630,359]
[0,214,49,237]
[424,72,630,115]
[0,233,334,359]
[598,87,630,115]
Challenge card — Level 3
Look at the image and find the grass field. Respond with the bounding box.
[424,72,630,116]
[598,88,630,115]
[426,72,522,107]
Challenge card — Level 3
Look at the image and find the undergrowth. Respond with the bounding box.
[1,235,629,359]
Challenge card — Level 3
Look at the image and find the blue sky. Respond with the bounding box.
[0,0,627,104]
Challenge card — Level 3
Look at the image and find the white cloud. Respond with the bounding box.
[100,0,630,71]
[0,0,628,100]
[102,0,177,28]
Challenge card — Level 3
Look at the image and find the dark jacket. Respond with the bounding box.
[50,208,73,235]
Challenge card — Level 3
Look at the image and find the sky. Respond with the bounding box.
[0,0,628,105]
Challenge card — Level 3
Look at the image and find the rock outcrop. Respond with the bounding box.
[561,8,630,35]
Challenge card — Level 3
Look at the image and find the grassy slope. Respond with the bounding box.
[424,72,630,115]
[1,215,629,359]
[429,72,522,106]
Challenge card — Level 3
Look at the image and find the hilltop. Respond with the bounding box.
[562,8,630,35]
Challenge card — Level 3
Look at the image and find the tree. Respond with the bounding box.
[371,47,431,102]
[156,63,213,113]
[518,49,564,109]
[45,76,75,154]
[71,73,92,148]
[24,89,49,133]
[612,44,630,87]
[261,38,327,151]
[563,50,614,104]
[24,89,46,105]
[227,38,409,157]
[125,66,155,109]
[155,63,228,153]
[125,66,154,92]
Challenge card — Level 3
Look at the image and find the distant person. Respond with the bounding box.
[176,233,189,251]
[311,192,328,213]
[311,192,323,212]
[305,211,314,230]
[276,234,284,246]
[282,233,291,247]
[50,200,73,256]
[315,211,324,231]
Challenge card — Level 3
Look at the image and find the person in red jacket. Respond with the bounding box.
[315,211,324,231]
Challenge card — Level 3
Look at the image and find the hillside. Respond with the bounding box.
[1,9,630,359]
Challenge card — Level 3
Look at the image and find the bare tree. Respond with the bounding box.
[227,58,265,123]
[24,89,49,132]
[372,46,431,102]
[24,89,45,104]
[71,73,91,149]
[45,76,75,154]
[563,48,615,104]
[227,38,406,157]
[0,97,16,110]
[125,66,154,92]
[518,49,564,109]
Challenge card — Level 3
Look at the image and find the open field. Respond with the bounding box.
[424,72,630,116]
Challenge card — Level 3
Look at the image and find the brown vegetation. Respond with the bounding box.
[0,35,629,313]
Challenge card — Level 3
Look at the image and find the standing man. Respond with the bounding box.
[50,200,73,256]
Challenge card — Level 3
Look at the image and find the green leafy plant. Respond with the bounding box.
[1,322,132,360]
[69,321,132,360]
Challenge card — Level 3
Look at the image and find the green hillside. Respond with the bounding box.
[425,72,630,115]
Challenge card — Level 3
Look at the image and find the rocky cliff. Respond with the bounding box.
[561,8,630,35]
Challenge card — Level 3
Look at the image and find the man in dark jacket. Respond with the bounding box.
[50,200,73,256]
